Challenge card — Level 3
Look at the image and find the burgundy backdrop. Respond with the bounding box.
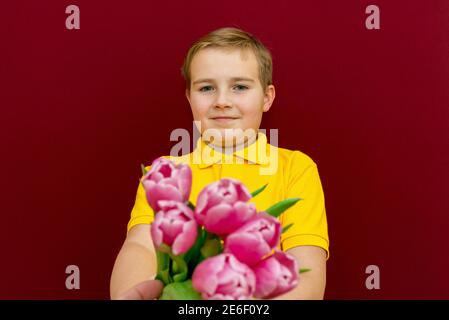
[1,1,448,299]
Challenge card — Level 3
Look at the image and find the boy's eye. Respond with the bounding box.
[198,85,248,92]
[199,86,213,92]
[234,85,248,91]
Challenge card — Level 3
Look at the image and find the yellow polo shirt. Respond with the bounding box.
[127,132,329,260]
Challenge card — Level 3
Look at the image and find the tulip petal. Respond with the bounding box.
[151,171,164,183]
[253,257,280,298]
[254,251,299,298]
[160,218,184,245]
[233,212,281,249]
[192,253,255,300]
[225,232,271,266]
[192,256,223,295]
[235,182,252,202]
[146,182,183,211]
[160,177,179,188]
[158,163,173,178]
[172,220,197,255]
[150,212,165,248]
[194,188,209,222]
[176,165,192,201]
[233,201,257,223]
[202,203,235,235]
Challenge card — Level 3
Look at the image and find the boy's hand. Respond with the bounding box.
[117,280,164,300]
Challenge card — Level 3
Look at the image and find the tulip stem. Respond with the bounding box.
[168,252,188,283]
[156,249,171,285]
[185,227,208,277]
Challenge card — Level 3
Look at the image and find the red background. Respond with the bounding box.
[1,0,448,299]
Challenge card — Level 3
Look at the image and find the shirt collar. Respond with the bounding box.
[191,131,271,169]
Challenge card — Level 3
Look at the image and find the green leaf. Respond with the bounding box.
[299,268,311,274]
[250,184,268,198]
[282,223,294,234]
[159,280,202,300]
[265,198,302,218]
[173,272,187,283]
[187,201,195,211]
[200,238,222,258]
[141,164,148,176]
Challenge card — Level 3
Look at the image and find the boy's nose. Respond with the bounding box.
[214,102,232,110]
[214,92,232,109]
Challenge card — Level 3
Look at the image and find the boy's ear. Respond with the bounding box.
[262,85,276,112]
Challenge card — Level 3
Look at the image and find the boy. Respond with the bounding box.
[110,27,329,300]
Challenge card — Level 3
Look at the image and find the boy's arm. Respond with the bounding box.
[272,245,327,300]
[110,224,159,299]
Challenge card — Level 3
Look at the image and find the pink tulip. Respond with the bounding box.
[150,200,197,255]
[141,157,192,212]
[194,178,256,236]
[192,253,256,300]
[253,251,299,299]
[224,212,281,266]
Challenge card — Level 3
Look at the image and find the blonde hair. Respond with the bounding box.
[181,27,273,91]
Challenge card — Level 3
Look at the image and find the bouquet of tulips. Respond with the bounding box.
[140,157,309,300]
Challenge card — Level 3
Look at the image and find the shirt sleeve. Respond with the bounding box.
[127,166,154,233]
[280,152,330,260]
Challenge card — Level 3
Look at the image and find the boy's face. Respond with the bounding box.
[185,47,275,147]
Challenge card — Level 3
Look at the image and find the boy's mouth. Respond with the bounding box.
[210,116,239,123]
